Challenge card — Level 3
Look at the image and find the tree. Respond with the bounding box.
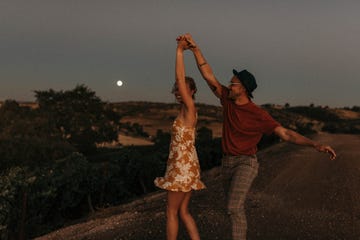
[0,100,74,171]
[195,127,222,170]
[34,85,120,154]
[196,126,213,144]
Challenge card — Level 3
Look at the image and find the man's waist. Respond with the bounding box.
[222,144,257,156]
[222,153,255,157]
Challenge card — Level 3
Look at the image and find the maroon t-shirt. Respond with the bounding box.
[220,87,281,155]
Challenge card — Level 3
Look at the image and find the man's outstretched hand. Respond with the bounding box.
[315,144,337,160]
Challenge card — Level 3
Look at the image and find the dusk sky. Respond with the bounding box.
[1,1,359,107]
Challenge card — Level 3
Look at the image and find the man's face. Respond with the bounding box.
[228,76,247,100]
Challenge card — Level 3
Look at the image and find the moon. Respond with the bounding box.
[116,80,123,87]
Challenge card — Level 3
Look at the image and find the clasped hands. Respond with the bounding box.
[176,33,197,50]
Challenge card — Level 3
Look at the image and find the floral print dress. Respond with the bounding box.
[154,118,206,192]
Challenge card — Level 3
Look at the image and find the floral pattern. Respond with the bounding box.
[154,118,206,192]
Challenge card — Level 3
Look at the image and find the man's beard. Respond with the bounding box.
[228,91,239,100]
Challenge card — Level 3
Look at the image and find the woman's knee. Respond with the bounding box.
[179,208,191,220]
[167,206,179,219]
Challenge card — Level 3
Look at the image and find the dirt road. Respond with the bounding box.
[35,133,360,240]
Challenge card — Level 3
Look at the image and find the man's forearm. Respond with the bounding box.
[274,126,337,160]
[284,129,316,147]
[190,47,221,96]
[191,47,207,67]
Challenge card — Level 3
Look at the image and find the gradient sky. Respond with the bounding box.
[1,0,359,107]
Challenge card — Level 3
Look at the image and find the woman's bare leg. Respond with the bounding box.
[179,191,200,240]
[167,191,186,240]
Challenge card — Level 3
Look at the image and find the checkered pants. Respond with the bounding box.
[221,155,259,240]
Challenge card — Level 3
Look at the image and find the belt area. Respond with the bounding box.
[222,153,254,157]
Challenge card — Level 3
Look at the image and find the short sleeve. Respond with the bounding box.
[261,110,281,135]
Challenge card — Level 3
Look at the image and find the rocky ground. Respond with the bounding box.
[35,133,360,240]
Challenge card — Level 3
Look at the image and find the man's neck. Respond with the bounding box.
[234,96,250,106]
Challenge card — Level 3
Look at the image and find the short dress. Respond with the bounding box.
[154,118,206,192]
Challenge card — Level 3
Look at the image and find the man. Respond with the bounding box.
[177,33,336,240]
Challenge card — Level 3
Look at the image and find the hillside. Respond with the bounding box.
[35,133,360,240]
[112,101,360,146]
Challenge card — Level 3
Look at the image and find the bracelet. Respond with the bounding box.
[198,62,207,67]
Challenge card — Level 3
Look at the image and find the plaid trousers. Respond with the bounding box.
[221,154,259,240]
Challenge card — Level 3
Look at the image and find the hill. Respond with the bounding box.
[35,133,360,240]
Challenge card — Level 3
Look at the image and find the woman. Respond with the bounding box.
[154,36,205,240]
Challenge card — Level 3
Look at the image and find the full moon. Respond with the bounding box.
[116,80,123,87]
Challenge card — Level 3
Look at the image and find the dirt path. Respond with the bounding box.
[35,133,360,240]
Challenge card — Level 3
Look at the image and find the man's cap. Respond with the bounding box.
[232,69,257,98]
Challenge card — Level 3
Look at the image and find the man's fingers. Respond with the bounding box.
[325,147,336,160]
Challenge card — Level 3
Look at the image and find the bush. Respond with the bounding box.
[0,153,90,239]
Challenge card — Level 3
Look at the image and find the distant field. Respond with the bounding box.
[116,102,223,145]
[118,134,153,146]
[114,101,359,146]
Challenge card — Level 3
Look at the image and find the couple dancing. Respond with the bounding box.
[154,33,336,240]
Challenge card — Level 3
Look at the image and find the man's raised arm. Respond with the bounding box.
[179,33,223,99]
